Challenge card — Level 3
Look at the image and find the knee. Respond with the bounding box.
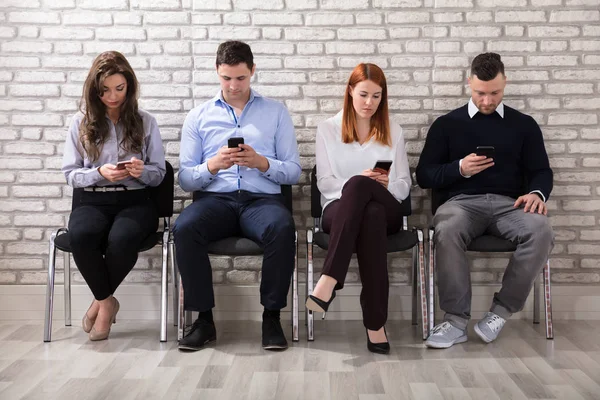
[362,202,386,225]
[433,205,469,242]
[173,209,203,243]
[342,175,374,195]
[264,214,295,243]
[522,215,554,246]
[68,226,100,251]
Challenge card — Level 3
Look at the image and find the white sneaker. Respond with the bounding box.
[474,312,506,343]
[425,321,468,349]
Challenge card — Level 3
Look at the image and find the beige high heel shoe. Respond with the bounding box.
[89,297,120,341]
[82,300,98,333]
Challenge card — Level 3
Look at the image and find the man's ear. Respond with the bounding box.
[251,64,256,76]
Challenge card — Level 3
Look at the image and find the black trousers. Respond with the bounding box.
[68,190,158,300]
[322,176,403,330]
[173,191,296,312]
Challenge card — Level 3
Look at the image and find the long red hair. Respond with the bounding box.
[342,63,390,146]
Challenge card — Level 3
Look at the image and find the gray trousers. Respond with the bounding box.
[434,194,554,329]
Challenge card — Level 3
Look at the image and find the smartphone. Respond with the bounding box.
[476,146,495,158]
[115,161,133,170]
[373,160,393,175]
[228,137,244,150]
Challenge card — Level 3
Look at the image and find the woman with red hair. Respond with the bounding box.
[305,63,411,354]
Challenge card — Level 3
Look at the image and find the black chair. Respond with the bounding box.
[306,166,428,341]
[175,185,299,342]
[43,161,175,342]
[427,189,553,339]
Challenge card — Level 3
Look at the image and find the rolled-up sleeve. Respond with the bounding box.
[260,105,301,185]
[62,116,104,188]
[138,115,166,187]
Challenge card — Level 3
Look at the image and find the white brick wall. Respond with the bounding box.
[0,1,599,288]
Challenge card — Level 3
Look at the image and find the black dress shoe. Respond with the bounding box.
[262,310,288,351]
[305,290,336,313]
[178,318,216,352]
[366,327,390,354]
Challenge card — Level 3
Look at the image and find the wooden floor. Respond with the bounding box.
[0,319,599,400]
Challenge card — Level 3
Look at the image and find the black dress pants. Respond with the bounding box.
[68,189,158,300]
[322,176,403,330]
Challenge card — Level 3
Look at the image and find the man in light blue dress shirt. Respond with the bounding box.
[174,41,301,352]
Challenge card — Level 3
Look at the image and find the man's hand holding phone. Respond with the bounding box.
[460,147,494,177]
[230,143,269,172]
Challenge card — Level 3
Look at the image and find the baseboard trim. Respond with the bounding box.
[1,284,599,321]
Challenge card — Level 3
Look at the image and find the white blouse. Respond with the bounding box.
[316,111,412,211]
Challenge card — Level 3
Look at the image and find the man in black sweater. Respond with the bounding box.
[417,53,554,349]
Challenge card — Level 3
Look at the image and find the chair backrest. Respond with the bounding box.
[70,161,174,218]
[192,184,294,214]
[150,160,174,218]
[310,165,412,218]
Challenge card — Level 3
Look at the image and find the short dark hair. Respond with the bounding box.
[216,41,254,70]
[470,52,505,81]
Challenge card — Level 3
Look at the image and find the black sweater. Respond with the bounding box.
[416,104,553,205]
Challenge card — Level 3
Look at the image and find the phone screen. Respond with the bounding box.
[476,146,495,158]
[373,160,393,174]
[228,137,244,149]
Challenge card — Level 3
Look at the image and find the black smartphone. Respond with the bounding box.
[476,146,495,158]
[228,137,244,150]
[373,160,393,174]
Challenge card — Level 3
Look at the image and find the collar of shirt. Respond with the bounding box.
[212,88,261,106]
[468,98,504,119]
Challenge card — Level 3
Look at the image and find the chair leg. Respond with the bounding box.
[411,242,418,326]
[533,275,541,324]
[170,241,177,327]
[64,252,71,327]
[44,232,59,342]
[292,231,299,342]
[416,229,428,340]
[428,228,435,334]
[306,229,314,341]
[177,272,185,342]
[544,259,553,339]
[160,230,169,342]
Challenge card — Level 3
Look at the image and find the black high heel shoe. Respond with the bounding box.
[305,290,336,313]
[366,327,390,354]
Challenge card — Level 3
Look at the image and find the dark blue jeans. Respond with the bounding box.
[173,191,296,312]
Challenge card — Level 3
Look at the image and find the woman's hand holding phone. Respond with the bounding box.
[99,163,130,182]
[124,157,144,179]
[361,169,389,188]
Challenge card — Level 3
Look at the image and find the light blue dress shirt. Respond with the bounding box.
[178,89,301,194]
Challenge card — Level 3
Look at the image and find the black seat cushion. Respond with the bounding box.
[207,237,263,256]
[54,231,161,253]
[468,235,517,252]
[314,230,419,253]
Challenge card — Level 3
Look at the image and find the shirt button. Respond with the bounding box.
[237,125,240,128]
